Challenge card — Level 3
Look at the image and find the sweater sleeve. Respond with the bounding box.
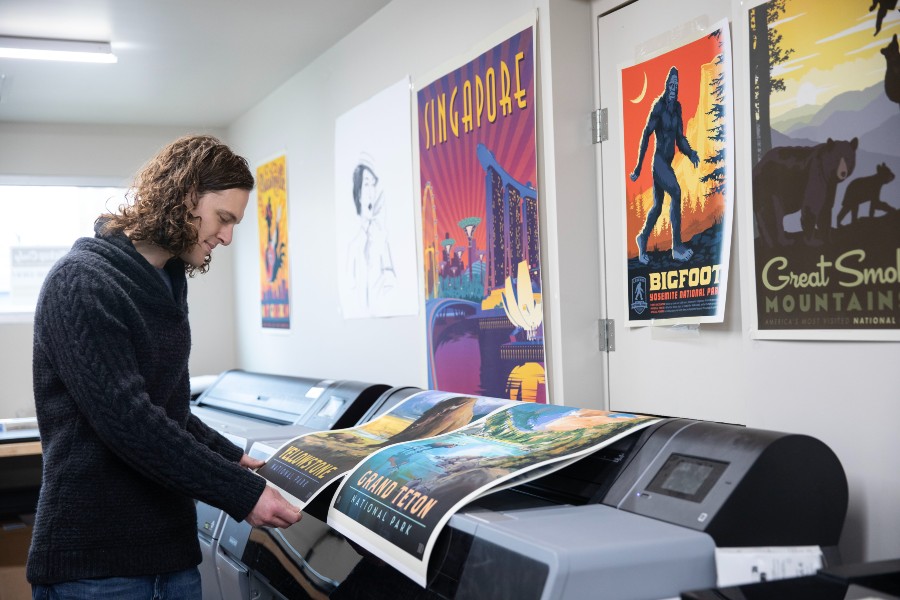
[36,265,264,521]
[186,413,244,462]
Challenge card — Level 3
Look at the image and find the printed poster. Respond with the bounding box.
[335,78,419,319]
[748,0,900,340]
[256,391,512,507]
[327,404,658,587]
[257,155,291,329]
[418,17,547,402]
[621,20,735,326]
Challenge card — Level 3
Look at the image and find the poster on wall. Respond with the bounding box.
[747,0,900,340]
[418,15,546,402]
[620,19,735,326]
[257,155,291,329]
[335,77,419,319]
[327,403,659,587]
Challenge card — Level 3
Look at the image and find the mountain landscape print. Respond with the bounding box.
[748,0,900,339]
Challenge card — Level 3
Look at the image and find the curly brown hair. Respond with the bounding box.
[102,134,254,275]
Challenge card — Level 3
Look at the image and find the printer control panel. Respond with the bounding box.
[604,418,847,548]
[609,421,752,532]
[644,453,729,505]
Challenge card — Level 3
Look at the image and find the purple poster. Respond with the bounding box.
[418,21,546,402]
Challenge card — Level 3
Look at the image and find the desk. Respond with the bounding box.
[0,439,42,518]
[0,442,41,459]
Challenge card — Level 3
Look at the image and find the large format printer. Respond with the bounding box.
[201,386,421,600]
[189,370,406,600]
[199,388,849,600]
[189,369,395,447]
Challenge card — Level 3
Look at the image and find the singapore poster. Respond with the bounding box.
[418,16,546,402]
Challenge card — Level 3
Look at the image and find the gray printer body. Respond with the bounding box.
[189,370,394,443]
[202,399,848,600]
[188,370,400,600]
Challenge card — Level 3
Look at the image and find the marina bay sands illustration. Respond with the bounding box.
[423,144,546,403]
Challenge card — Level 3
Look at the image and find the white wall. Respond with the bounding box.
[227,0,898,565]
[0,122,238,417]
[227,0,603,399]
[1,0,895,568]
[586,0,899,566]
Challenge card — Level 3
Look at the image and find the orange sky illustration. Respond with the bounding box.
[620,29,726,257]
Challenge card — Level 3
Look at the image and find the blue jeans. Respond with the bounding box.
[32,567,201,600]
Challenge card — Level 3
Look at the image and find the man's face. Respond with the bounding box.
[180,188,249,268]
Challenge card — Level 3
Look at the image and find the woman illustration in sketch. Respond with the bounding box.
[347,156,396,313]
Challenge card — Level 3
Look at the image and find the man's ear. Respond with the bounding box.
[185,188,199,213]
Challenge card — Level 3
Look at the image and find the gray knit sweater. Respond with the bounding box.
[26,222,266,585]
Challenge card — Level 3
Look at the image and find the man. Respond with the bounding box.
[28,135,301,599]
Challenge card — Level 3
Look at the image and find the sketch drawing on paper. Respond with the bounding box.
[346,154,397,314]
[334,77,418,320]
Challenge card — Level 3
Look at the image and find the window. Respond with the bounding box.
[0,182,126,318]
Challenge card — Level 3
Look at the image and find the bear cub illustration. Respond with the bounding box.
[753,137,858,247]
[837,163,896,226]
[884,34,900,107]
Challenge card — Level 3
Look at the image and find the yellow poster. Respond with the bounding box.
[256,155,291,329]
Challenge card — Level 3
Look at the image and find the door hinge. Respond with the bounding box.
[599,318,615,352]
[591,108,608,144]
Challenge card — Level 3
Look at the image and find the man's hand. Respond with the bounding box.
[239,454,265,470]
[246,484,302,529]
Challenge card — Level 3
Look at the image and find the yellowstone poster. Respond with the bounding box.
[620,20,735,326]
[748,0,900,340]
[256,391,512,508]
[418,17,546,402]
[257,155,291,329]
[327,404,658,587]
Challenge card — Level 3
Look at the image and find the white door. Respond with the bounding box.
[587,0,900,565]
[591,0,747,423]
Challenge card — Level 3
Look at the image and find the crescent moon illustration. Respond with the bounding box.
[630,72,648,104]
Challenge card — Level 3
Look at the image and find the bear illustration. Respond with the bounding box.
[837,163,896,226]
[753,137,858,247]
[883,34,900,107]
[870,0,898,36]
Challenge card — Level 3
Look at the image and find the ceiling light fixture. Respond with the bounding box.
[0,36,117,63]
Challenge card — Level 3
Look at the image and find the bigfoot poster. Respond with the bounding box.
[621,20,735,326]
[418,17,546,401]
[748,0,900,340]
